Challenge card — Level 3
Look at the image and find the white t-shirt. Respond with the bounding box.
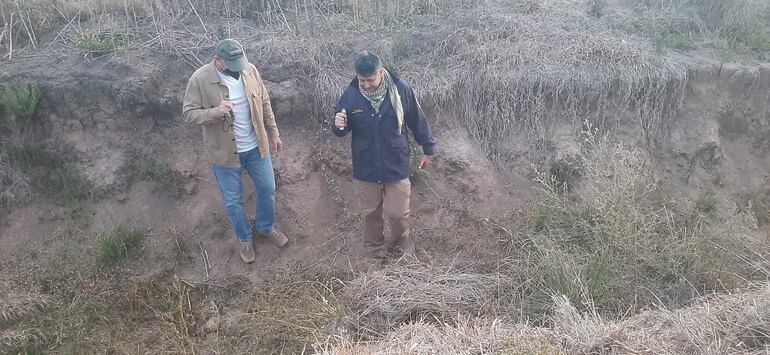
[217,71,259,153]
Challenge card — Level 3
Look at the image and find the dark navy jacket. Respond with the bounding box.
[332,75,436,183]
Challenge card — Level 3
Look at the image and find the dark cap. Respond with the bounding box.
[354,51,382,76]
[215,39,249,72]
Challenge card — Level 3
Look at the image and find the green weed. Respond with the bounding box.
[1,83,40,124]
[8,146,63,169]
[722,31,770,52]
[695,194,717,214]
[654,33,696,52]
[74,33,127,54]
[99,225,147,266]
[410,147,429,180]
[48,164,90,203]
[140,157,181,194]
[69,199,95,219]
[9,146,92,218]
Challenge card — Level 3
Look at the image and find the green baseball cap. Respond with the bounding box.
[215,39,249,72]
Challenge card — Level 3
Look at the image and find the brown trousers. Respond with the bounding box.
[355,178,412,252]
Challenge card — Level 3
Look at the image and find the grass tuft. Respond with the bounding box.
[0,293,52,325]
[234,271,344,353]
[99,225,147,265]
[695,193,717,214]
[654,33,697,51]
[139,156,182,195]
[1,83,40,124]
[74,32,129,54]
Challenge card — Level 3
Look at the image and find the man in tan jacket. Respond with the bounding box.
[182,39,288,264]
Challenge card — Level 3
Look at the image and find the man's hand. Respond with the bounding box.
[272,136,283,152]
[334,109,347,130]
[418,154,433,169]
[218,100,234,118]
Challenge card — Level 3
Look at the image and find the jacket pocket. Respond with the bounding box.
[391,136,409,161]
[390,136,408,148]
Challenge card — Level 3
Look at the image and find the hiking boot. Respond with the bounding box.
[366,243,388,259]
[258,230,289,248]
[240,241,256,264]
[389,237,416,259]
[397,237,416,257]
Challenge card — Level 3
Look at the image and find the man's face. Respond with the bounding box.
[357,68,384,93]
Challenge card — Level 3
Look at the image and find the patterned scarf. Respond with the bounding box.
[360,69,404,134]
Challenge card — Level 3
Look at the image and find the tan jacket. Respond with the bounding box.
[182,63,279,168]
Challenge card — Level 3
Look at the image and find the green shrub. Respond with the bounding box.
[695,194,717,214]
[7,145,92,219]
[512,129,765,318]
[1,83,40,124]
[724,30,770,51]
[140,157,181,194]
[654,33,697,51]
[8,146,61,167]
[70,199,95,219]
[48,164,90,203]
[74,33,125,54]
[100,226,147,265]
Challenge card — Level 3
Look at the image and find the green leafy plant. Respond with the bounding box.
[1,83,40,124]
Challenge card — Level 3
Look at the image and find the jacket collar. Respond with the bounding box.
[205,62,256,84]
[202,63,223,84]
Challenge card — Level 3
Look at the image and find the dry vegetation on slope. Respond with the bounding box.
[0,0,769,353]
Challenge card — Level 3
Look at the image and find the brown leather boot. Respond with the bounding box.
[258,230,288,247]
[366,243,388,259]
[240,241,256,264]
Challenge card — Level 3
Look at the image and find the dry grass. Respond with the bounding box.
[0,0,765,158]
[0,328,47,353]
[0,0,729,158]
[322,283,770,354]
[343,263,505,338]
[214,271,345,354]
[0,143,33,212]
[0,292,52,325]
[321,316,560,354]
[551,285,770,354]
[491,125,770,320]
[0,0,769,353]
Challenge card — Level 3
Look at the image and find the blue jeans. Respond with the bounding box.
[212,147,276,241]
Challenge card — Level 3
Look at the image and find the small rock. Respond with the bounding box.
[116,193,128,202]
[182,181,198,195]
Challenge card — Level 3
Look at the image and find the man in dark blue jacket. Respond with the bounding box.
[331,51,436,258]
